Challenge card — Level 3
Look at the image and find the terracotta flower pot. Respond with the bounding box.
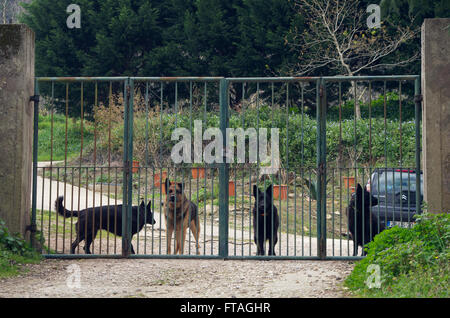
[154,171,168,188]
[192,167,206,179]
[228,181,236,196]
[273,184,288,200]
[132,161,139,173]
[343,176,355,189]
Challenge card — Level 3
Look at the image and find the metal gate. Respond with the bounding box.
[30,76,422,260]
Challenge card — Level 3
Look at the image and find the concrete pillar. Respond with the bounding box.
[421,19,450,214]
[0,24,35,239]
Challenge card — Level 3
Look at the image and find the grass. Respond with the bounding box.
[344,213,450,298]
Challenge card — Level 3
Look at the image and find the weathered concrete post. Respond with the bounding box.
[0,24,35,239]
[421,19,450,214]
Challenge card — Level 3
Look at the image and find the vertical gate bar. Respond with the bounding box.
[414,77,422,216]
[48,81,54,253]
[241,82,246,256]
[368,82,373,243]
[203,83,207,256]
[31,79,40,249]
[219,78,229,258]
[316,78,327,259]
[353,80,358,256]
[144,81,149,255]
[122,78,131,257]
[78,81,84,255]
[189,82,193,255]
[127,79,135,255]
[41,166,45,254]
[338,82,342,256]
[383,81,388,227]
[107,81,112,255]
[301,83,305,257]
[285,83,289,255]
[399,81,403,224]
[159,82,163,256]
[71,167,74,253]
[63,82,69,253]
[93,82,98,254]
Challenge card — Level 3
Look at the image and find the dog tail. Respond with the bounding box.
[54,196,78,218]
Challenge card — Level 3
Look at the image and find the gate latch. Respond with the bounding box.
[30,95,40,103]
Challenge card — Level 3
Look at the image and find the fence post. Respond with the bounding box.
[219,78,229,258]
[421,18,450,214]
[0,25,35,241]
[316,78,327,259]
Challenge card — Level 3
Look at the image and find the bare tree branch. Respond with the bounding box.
[286,0,420,118]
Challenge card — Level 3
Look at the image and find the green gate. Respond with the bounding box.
[30,75,422,260]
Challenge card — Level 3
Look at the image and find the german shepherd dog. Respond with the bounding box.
[252,184,279,255]
[55,196,156,254]
[164,179,201,254]
[346,184,384,256]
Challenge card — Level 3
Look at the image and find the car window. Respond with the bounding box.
[372,171,423,195]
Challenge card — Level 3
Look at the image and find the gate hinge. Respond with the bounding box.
[30,95,40,103]
[26,223,37,233]
[319,85,324,98]
[414,94,423,103]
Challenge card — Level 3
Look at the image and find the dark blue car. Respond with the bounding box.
[366,168,423,229]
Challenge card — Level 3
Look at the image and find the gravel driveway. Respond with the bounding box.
[0,258,354,298]
[9,162,356,298]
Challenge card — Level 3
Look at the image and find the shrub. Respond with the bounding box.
[345,213,450,297]
[0,220,41,278]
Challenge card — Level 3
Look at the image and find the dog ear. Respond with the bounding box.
[177,182,184,192]
[252,184,258,198]
[265,184,273,197]
[140,200,145,208]
[356,184,363,197]
[147,200,152,210]
[164,178,170,194]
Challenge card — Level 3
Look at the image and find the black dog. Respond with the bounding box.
[55,196,156,254]
[252,184,279,256]
[346,184,384,256]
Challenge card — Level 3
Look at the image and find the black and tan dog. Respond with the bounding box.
[55,196,155,254]
[164,178,201,254]
[252,184,279,256]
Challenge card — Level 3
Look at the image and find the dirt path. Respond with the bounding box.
[0,259,354,298]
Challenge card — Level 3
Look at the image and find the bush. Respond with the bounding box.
[0,220,41,278]
[345,213,450,297]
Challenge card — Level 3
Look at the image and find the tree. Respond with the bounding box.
[286,0,419,118]
[233,0,304,77]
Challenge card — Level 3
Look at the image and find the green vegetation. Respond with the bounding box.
[0,220,42,278]
[38,114,94,161]
[345,213,450,297]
